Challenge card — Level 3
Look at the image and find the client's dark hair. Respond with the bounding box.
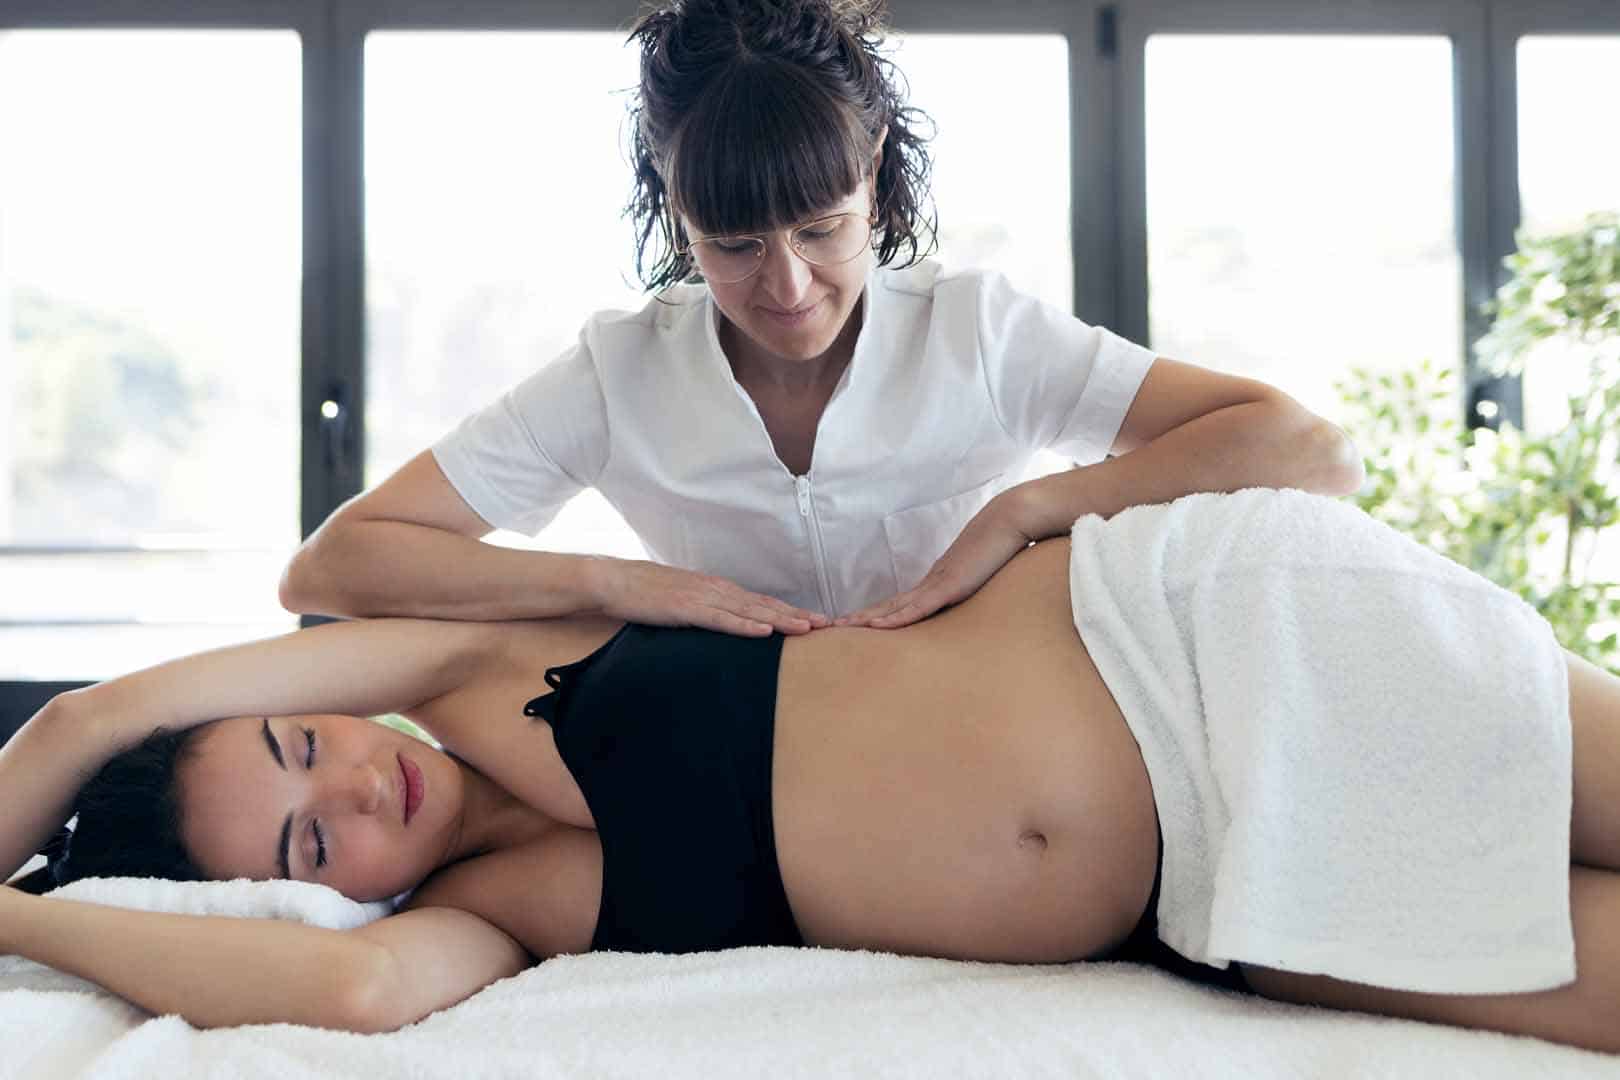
[10,726,207,895]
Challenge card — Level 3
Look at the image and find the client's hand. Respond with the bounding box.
[836,493,1034,630]
[589,558,827,637]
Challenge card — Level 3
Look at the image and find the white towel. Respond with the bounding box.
[1068,488,1574,994]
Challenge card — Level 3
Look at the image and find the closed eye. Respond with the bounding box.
[301,727,325,871]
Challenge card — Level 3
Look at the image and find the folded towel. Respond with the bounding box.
[1069,488,1574,994]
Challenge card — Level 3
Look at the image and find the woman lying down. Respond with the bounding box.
[2,488,1617,1052]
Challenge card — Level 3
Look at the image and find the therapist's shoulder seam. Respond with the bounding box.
[872,258,947,299]
[571,286,703,478]
[952,268,1018,442]
[517,332,613,487]
[593,282,708,331]
[583,286,705,359]
[876,263,1016,440]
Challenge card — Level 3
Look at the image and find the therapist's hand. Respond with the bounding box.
[836,492,1035,630]
[589,558,828,637]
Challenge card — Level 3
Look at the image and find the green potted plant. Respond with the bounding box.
[1338,211,1620,673]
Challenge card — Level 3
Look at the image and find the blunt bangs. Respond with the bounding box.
[666,58,872,238]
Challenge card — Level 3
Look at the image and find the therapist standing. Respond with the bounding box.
[280,0,1364,636]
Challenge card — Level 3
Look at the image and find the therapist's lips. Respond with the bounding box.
[399,753,424,825]
[757,299,821,326]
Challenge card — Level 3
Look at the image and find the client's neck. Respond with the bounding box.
[445,760,559,865]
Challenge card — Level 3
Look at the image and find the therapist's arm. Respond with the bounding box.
[839,359,1364,628]
[279,451,823,633]
[1009,358,1364,538]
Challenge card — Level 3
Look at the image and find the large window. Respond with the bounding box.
[0,29,301,680]
[1143,34,1460,427]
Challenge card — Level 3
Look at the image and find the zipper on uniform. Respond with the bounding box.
[794,475,837,616]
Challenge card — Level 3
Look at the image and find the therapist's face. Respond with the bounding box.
[687,180,875,369]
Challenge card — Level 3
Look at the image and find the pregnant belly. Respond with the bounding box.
[771,543,1160,963]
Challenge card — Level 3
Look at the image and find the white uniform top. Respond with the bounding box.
[432,259,1157,617]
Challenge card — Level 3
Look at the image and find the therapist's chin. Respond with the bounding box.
[741,310,852,364]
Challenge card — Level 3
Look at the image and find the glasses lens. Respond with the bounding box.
[794,214,872,266]
[688,237,763,284]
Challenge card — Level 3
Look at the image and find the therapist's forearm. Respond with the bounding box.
[1011,396,1365,539]
[280,518,602,621]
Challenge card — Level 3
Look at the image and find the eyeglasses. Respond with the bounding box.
[679,211,876,285]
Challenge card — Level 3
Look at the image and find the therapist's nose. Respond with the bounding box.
[756,236,813,308]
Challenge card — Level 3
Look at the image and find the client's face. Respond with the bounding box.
[178,714,464,902]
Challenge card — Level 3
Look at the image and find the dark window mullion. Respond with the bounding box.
[301,0,362,554]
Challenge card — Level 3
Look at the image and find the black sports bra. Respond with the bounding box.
[524,623,803,953]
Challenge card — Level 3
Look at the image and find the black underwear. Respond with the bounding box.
[1104,835,1249,992]
[524,624,803,953]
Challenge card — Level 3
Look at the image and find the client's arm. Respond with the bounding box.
[0,618,498,882]
[0,887,527,1031]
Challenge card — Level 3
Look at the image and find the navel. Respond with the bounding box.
[1018,829,1049,853]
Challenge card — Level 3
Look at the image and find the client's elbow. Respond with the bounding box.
[333,946,418,1035]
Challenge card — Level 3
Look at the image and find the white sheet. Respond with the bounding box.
[4,946,1618,1079]
[4,872,1617,1078]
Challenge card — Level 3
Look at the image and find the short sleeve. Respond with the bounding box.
[976,271,1157,463]
[431,335,610,536]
